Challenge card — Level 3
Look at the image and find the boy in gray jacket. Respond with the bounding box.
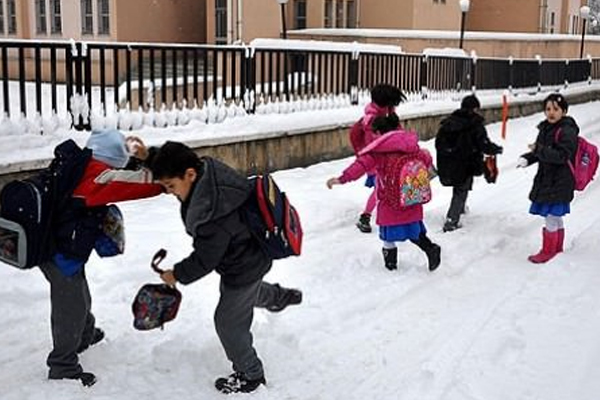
[149,141,302,394]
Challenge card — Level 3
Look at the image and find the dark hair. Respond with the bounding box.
[370,84,406,108]
[543,93,568,112]
[460,94,481,112]
[371,113,400,134]
[149,141,200,179]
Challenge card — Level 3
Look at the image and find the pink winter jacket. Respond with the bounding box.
[356,102,396,175]
[339,130,433,226]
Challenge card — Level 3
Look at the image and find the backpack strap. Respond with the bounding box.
[553,128,576,177]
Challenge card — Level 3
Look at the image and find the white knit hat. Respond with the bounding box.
[86,129,129,168]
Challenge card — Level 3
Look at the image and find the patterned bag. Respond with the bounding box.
[379,149,433,209]
[132,249,182,331]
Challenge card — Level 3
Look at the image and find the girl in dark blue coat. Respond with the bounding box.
[518,94,578,263]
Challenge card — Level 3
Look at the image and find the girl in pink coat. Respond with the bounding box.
[351,84,405,234]
[329,116,441,271]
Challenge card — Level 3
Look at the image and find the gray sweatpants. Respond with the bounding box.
[40,261,96,379]
[446,176,473,223]
[214,280,285,380]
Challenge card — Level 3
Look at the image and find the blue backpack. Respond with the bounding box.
[0,140,91,269]
[242,175,303,260]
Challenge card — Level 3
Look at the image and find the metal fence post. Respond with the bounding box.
[508,56,514,95]
[564,59,570,89]
[420,55,428,99]
[470,54,477,92]
[536,55,542,92]
[243,45,257,114]
[348,46,360,105]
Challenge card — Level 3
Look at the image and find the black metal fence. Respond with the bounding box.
[0,39,598,130]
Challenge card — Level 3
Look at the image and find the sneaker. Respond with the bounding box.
[267,288,303,312]
[443,218,461,233]
[215,372,266,394]
[356,213,372,233]
[77,328,105,354]
[49,371,97,387]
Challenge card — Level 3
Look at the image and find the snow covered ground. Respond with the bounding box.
[1,100,600,400]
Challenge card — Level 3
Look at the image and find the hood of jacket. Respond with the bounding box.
[536,115,580,136]
[359,129,419,155]
[440,109,484,134]
[183,157,250,232]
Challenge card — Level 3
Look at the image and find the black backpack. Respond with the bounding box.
[0,140,91,269]
[435,121,473,186]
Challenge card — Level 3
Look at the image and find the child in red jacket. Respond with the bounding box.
[41,129,162,387]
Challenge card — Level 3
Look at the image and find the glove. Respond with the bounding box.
[516,157,528,168]
[496,146,504,155]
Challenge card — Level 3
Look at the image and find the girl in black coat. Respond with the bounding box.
[518,93,578,263]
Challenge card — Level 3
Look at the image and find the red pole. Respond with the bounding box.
[501,93,509,140]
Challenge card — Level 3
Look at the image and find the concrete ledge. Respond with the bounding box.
[1,88,599,192]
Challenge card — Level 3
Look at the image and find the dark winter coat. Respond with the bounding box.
[173,157,272,287]
[521,116,578,204]
[435,109,502,187]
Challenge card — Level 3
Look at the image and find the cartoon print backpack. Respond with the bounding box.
[132,249,182,331]
[555,129,599,191]
[0,140,91,269]
[379,149,433,209]
[94,205,125,258]
[242,174,303,260]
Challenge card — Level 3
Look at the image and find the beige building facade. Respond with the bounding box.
[468,0,587,34]
[0,0,206,43]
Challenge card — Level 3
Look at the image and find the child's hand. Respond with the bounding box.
[326,177,340,189]
[126,136,149,160]
[160,270,177,287]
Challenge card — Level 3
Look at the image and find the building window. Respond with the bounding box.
[335,0,343,27]
[50,0,62,34]
[81,0,93,34]
[0,1,4,33]
[550,11,555,33]
[215,0,227,44]
[294,0,306,29]
[346,0,355,28]
[97,0,109,35]
[36,0,47,34]
[324,0,332,28]
[7,0,15,34]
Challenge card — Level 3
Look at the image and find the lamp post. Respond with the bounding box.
[580,5,590,59]
[276,0,289,39]
[459,0,470,49]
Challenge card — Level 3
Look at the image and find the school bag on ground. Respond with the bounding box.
[132,249,182,331]
[378,149,433,209]
[0,140,91,269]
[555,130,599,191]
[242,174,303,260]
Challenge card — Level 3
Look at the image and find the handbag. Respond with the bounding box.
[483,155,499,184]
[132,249,182,331]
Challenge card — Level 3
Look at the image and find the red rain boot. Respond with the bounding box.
[556,228,565,253]
[528,229,560,264]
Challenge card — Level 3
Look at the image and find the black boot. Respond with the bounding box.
[382,247,398,270]
[411,233,441,271]
[356,213,372,233]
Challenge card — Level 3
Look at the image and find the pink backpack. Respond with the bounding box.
[379,150,433,209]
[555,130,599,191]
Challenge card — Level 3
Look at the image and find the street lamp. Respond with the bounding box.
[459,0,470,49]
[276,0,289,39]
[580,5,590,58]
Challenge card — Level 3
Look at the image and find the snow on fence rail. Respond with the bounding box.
[0,38,598,134]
